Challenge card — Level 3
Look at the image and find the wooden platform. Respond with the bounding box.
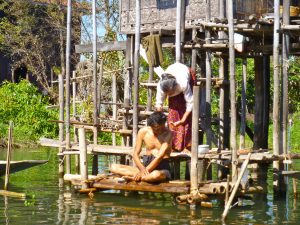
[67,174,265,196]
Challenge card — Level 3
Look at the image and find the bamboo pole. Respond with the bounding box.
[225,174,230,204]
[222,153,252,220]
[112,72,117,145]
[58,73,65,177]
[146,66,154,111]
[50,68,54,89]
[72,71,79,174]
[79,127,88,189]
[228,0,238,182]
[4,121,13,191]
[218,0,229,180]
[97,59,103,115]
[65,0,72,151]
[282,0,290,156]
[92,0,98,175]
[273,0,281,190]
[176,0,182,62]
[191,86,200,193]
[239,58,247,150]
[132,0,141,144]
[191,28,197,71]
[205,0,212,181]
[205,0,212,147]
[123,36,132,147]
[0,190,26,198]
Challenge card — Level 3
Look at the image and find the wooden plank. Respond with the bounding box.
[75,41,126,53]
[92,179,190,194]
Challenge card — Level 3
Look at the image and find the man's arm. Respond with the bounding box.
[145,132,172,173]
[132,128,148,175]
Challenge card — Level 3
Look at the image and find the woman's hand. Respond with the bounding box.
[170,120,183,127]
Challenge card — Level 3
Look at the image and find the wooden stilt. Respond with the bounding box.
[58,73,65,177]
[132,0,141,144]
[191,86,200,193]
[273,0,282,191]
[92,0,98,176]
[4,121,13,191]
[65,0,72,150]
[239,58,247,150]
[227,0,238,182]
[79,127,88,189]
[72,71,79,173]
[176,0,182,62]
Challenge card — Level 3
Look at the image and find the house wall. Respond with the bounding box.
[120,0,220,34]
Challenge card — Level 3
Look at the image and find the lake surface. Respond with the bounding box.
[0,147,300,225]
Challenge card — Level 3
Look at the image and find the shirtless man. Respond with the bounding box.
[110,112,172,183]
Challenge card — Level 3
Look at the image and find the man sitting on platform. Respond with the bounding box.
[110,112,172,183]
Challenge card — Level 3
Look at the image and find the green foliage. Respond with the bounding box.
[0,80,58,143]
[288,57,300,112]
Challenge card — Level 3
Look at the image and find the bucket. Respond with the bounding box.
[198,145,209,154]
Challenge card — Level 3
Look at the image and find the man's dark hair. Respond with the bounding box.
[160,73,177,92]
[147,112,167,127]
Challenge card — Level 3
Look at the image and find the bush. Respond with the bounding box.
[0,80,58,144]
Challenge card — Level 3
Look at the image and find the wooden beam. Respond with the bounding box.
[92,179,190,194]
[75,41,127,53]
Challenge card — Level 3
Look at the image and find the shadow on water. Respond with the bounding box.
[0,147,300,224]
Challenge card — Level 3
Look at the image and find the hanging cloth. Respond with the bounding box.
[141,34,164,67]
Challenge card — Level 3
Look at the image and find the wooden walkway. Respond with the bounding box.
[40,138,300,163]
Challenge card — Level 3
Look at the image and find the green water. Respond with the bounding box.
[0,147,300,225]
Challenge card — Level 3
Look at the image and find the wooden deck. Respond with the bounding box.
[40,138,300,163]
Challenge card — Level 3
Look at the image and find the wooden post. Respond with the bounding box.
[4,121,13,190]
[281,0,290,156]
[79,127,88,189]
[50,68,54,89]
[123,36,132,147]
[176,0,182,62]
[58,73,65,177]
[228,0,238,182]
[205,0,212,180]
[112,72,117,145]
[65,0,72,151]
[180,0,186,61]
[11,68,15,83]
[132,0,141,144]
[146,66,154,111]
[92,0,98,175]
[72,71,79,173]
[273,0,281,191]
[222,153,252,220]
[254,56,270,149]
[239,58,247,150]
[191,86,200,193]
[191,28,197,71]
[97,59,103,115]
[218,0,230,179]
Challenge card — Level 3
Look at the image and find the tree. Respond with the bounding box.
[0,0,82,99]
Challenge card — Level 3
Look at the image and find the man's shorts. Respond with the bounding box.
[142,154,172,180]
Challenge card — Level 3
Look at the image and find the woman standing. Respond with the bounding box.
[156,62,194,154]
